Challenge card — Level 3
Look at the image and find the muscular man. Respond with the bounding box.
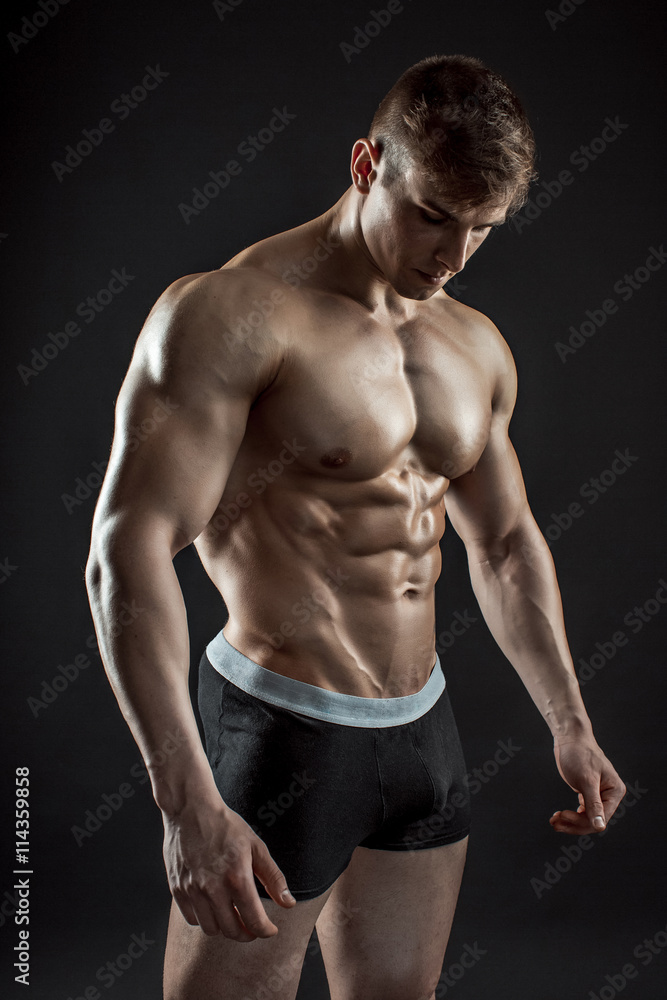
[86,55,626,1000]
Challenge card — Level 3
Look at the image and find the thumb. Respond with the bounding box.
[251,838,296,907]
[582,785,606,831]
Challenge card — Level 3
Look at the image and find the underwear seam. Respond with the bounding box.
[373,730,387,825]
[408,729,439,817]
[213,675,226,769]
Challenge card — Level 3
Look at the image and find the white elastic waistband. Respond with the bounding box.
[204,629,446,728]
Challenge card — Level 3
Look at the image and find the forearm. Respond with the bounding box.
[467,514,592,740]
[86,525,222,816]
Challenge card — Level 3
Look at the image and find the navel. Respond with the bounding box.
[320,447,352,468]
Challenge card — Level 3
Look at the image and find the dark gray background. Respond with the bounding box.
[2,0,666,997]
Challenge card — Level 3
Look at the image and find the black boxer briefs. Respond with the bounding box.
[197,629,471,901]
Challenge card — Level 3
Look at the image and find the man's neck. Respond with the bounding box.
[316,187,422,318]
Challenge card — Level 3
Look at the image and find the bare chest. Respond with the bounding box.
[247,305,494,482]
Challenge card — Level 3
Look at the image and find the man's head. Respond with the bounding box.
[368,54,536,216]
[348,55,537,300]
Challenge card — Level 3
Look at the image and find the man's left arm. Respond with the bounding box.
[444,332,626,836]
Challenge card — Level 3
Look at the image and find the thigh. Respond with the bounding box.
[316,837,468,1000]
[163,885,335,1000]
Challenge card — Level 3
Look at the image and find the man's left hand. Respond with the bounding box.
[550,738,626,835]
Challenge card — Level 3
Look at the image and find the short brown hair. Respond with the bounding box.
[369,54,537,215]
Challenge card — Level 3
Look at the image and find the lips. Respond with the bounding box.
[416,269,447,283]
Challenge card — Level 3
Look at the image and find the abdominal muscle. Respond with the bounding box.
[195,459,448,699]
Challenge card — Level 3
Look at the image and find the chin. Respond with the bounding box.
[387,273,434,301]
[395,281,439,301]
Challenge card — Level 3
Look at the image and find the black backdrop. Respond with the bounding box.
[2,1,666,997]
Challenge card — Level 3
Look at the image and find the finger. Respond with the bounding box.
[193,884,259,942]
[549,809,580,829]
[188,885,230,937]
[549,808,600,835]
[252,839,296,909]
[599,776,627,823]
[172,887,199,926]
[232,895,278,940]
[219,901,259,943]
[224,873,280,939]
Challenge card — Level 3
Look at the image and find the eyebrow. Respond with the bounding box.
[421,197,506,228]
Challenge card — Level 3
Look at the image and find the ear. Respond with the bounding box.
[350,138,381,193]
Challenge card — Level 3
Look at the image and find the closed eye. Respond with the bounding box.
[421,209,498,233]
[421,209,445,225]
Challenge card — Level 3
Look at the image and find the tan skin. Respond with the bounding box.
[86,137,626,999]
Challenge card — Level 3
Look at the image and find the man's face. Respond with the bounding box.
[359,156,509,301]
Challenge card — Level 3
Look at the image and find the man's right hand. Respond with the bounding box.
[162,796,296,941]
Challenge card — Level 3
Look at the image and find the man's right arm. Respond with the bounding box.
[85,270,295,940]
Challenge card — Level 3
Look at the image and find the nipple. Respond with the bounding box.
[320,447,352,468]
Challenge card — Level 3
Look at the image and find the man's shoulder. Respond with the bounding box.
[142,264,297,347]
[130,266,290,390]
[160,265,290,318]
[434,293,517,410]
[435,293,513,362]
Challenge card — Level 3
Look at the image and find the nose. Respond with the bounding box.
[435,230,470,275]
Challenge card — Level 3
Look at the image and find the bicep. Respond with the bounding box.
[444,332,532,553]
[445,416,530,554]
[91,274,281,554]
